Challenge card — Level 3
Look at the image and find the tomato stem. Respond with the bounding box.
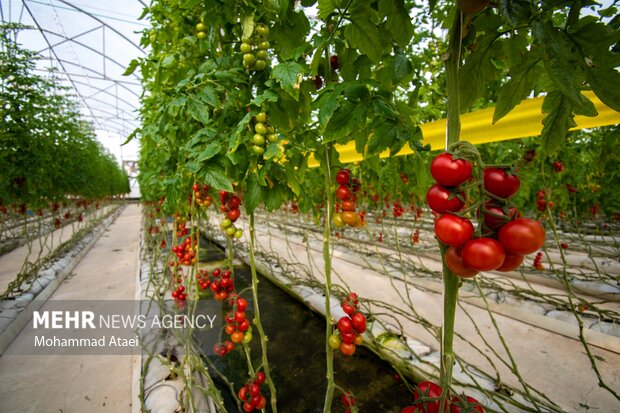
[322,145,336,413]
[439,9,464,410]
[248,212,278,412]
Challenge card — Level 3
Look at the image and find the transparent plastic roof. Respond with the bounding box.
[1,0,147,165]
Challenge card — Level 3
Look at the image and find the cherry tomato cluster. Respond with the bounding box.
[218,191,244,239]
[174,216,188,238]
[427,152,546,277]
[552,160,565,172]
[213,340,235,357]
[223,296,252,345]
[195,21,207,40]
[192,183,213,208]
[333,168,364,228]
[393,201,405,217]
[329,293,366,356]
[170,235,197,266]
[171,284,187,302]
[533,251,544,271]
[250,111,278,156]
[198,267,235,300]
[412,229,420,244]
[240,23,270,71]
[237,372,267,412]
[400,381,484,413]
[535,190,554,212]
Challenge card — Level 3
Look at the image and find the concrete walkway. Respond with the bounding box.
[0,204,141,413]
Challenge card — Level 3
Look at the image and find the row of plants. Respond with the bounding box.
[131,0,619,411]
[0,24,130,209]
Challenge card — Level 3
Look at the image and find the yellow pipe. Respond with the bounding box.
[307,91,619,167]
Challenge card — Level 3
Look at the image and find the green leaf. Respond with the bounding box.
[533,20,597,116]
[202,164,233,192]
[392,52,412,83]
[264,183,287,211]
[270,11,311,60]
[460,35,498,110]
[379,0,414,48]
[318,0,336,19]
[263,143,284,160]
[242,16,254,40]
[180,0,202,9]
[315,88,340,129]
[540,92,576,156]
[252,89,279,107]
[161,54,176,68]
[493,58,541,123]
[344,2,384,63]
[371,96,398,120]
[123,59,139,76]
[188,96,210,123]
[197,86,219,106]
[168,96,186,117]
[244,173,264,214]
[267,0,288,16]
[498,0,532,26]
[286,165,301,196]
[198,141,221,162]
[272,62,304,100]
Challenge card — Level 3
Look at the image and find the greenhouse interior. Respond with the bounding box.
[1,0,619,412]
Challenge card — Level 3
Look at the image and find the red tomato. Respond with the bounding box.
[237,297,248,311]
[462,238,506,271]
[445,247,479,278]
[337,316,353,333]
[434,214,474,246]
[413,381,443,413]
[341,200,356,211]
[255,395,266,409]
[340,331,356,344]
[483,204,520,231]
[400,407,418,413]
[336,185,352,201]
[340,342,356,355]
[342,302,355,315]
[498,218,545,256]
[449,395,484,413]
[430,153,472,187]
[351,312,367,333]
[227,195,241,209]
[496,254,524,272]
[483,168,520,199]
[426,184,465,214]
[227,208,240,222]
[256,372,266,384]
[336,169,350,185]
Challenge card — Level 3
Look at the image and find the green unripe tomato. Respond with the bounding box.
[240,42,252,53]
[196,22,207,32]
[254,122,267,135]
[242,332,253,344]
[255,112,267,123]
[258,41,270,50]
[243,53,256,66]
[252,145,265,155]
[266,125,275,134]
[255,24,269,36]
[267,133,278,143]
[234,229,243,239]
[197,31,207,40]
[225,225,237,236]
[328,334,341,350]
[255,50,268,60]
[254,59,267,71]
[252,134,265,145]
[220,218,232,229]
